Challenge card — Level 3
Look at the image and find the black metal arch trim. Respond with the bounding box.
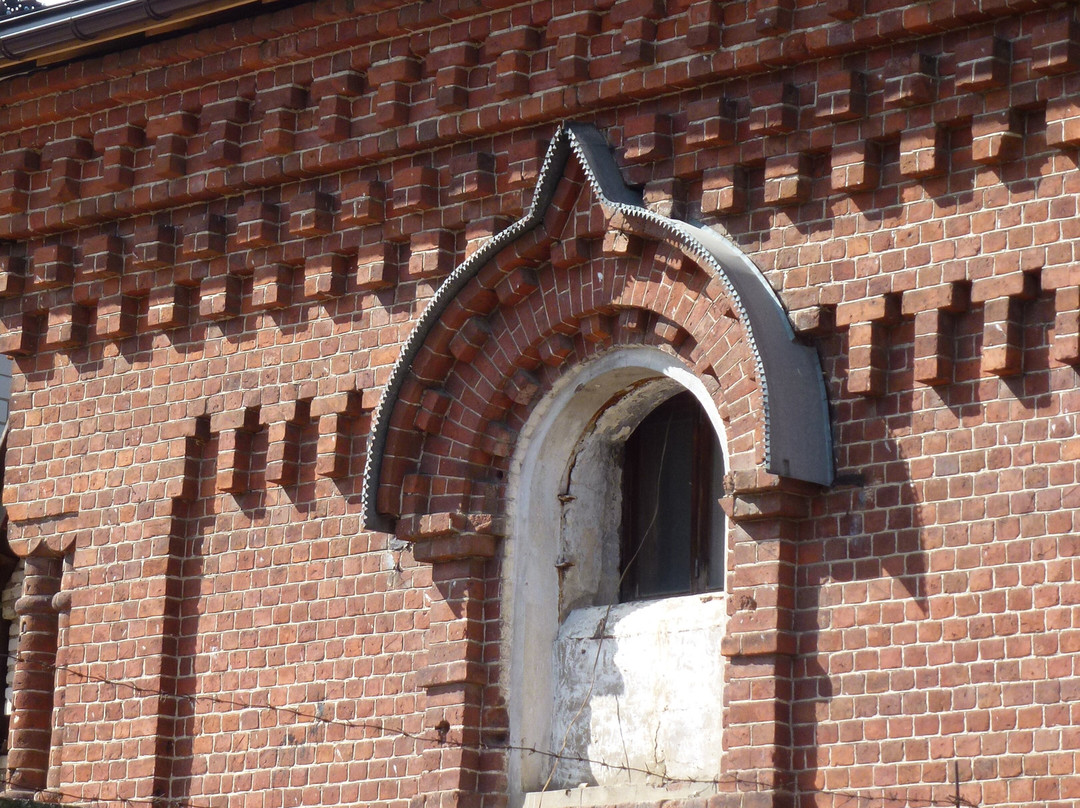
[362,122,834,533]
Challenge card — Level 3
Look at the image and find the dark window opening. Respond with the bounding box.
[619,391,724,602]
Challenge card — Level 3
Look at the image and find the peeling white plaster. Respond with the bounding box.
[503,346,729,807]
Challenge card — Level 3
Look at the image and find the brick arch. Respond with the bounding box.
[403,261,763,525]
[363,121,833,535]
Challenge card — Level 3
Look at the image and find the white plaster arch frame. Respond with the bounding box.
[504,345,730,806]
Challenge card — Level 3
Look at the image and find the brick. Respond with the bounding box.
[131,226,176,269]
[1051,286,1080,365]
[981,295,1023,376]
[899,126,946,178]
[701,165,747,215]
[748,83,799,135]
[830,140,880,192]
[236,201,278,247]
[816,71,866,122]
[392,167,439,214]
[405,230,454,281]
[884,53,936,107]
[250,263,293,310]
[340,180,386,226]
[1045,97,1080,148]
[845,320,887,396]
[302,253,348,299]
[686,0,721,50]
[971,108,1024,165]
[29,244,74,290]
[685,98,736,147]
[182,213,228,259]
[954,35,1011,92]
[755,0,793,34]
[1032,10,1080,75]
[198,274,242,320]
[763,154,811,206]
[623,113,672,163]
[288,191,336,237]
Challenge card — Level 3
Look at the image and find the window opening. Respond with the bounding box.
[620,391,724,601]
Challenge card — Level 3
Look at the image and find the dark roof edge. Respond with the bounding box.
[0,0,260,70]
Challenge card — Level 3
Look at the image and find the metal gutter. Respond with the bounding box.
[0,0,262,70]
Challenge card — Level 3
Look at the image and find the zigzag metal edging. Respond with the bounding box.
[361,122,834,533]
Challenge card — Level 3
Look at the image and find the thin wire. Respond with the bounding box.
[8,653,976,808]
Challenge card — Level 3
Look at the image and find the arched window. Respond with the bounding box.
[620,391,724,602]
[505,348,729,805]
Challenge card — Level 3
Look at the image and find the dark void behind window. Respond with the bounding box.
[620,391,724,602]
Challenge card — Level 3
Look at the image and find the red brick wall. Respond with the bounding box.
[1,0,1079,806]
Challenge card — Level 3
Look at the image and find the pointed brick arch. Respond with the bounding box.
[363,122,833,536]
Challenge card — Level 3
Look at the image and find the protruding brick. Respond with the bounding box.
[204,120,243,167]
[0,254,25,298]
[340,180,386,226]
[0,149,37,214]
[406,230,454,282]
[1045,98,1080,148]
[899,126,946,178]
[623,113,672,163]
[830,141,880,192]
[289,191,336,237]
[496,267,538,306]
[95,125,144,192]
[317,95,353,142]
[42,304,89,350]
[251,264,293,310]
[686,0,721,50]
[884,53,936,107]
[182,213,228,259]
[79,234,124,280]
[131,225,176,270]
[94,295,138,339]
[1051,287,1080,365]
[449,317,489,362]
[981,296,1023,376]
[414,389,452,434]
[303,253,348,299]
[29,244,74,290]
[685,98,736,147]
[1032,10,1080,75]
[954,36,1010,93]
[748,83,799,135]
[146,285,190,330]
[971,109,1024,165]
[392,167,439,215]
[198,274,242,320]
[43,138,92,203]
[846,321,887,397]
[352,244,393,292]
[504,369,540,405]
[216,410,260,494]
[0,314,37,356]
[756,0,793,34]
[825,0,860,19]
[763,154,811,206]
[816,71,866,122]
[448,153,495,202]
[237,201,278,247]
[701,165,746,215]
[618,16,658,66]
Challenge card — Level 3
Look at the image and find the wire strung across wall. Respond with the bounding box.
[6,652,978,808]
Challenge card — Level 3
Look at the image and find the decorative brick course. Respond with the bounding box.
[0,1,1079,807]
